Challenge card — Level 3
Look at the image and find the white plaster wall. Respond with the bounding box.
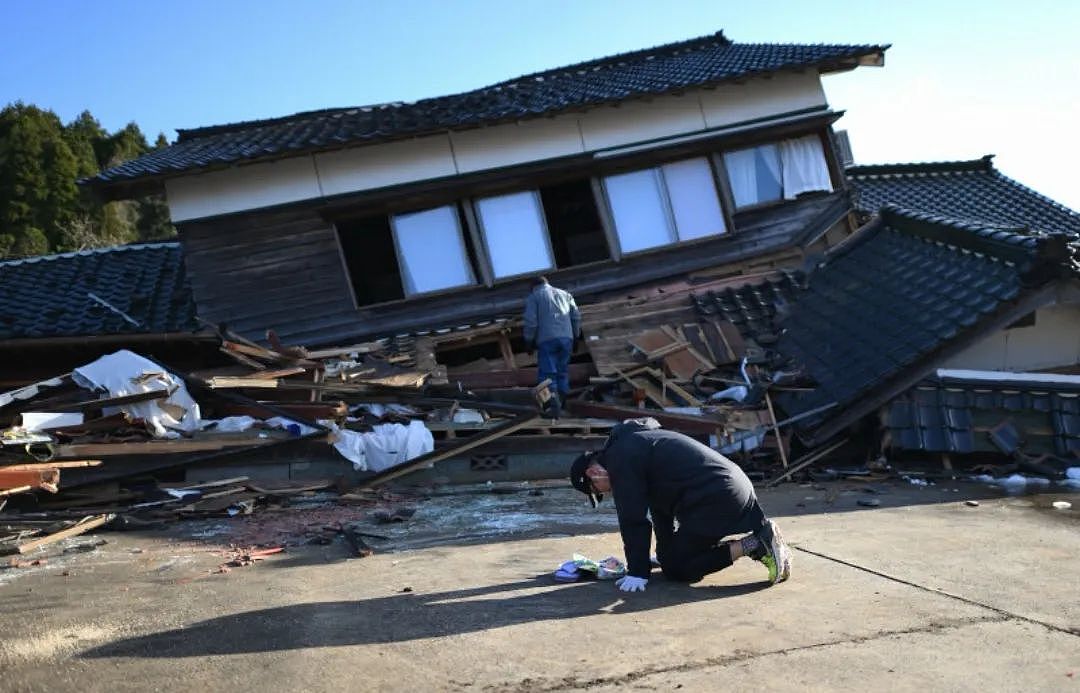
[166,72,831,221]
[698,72,826,129]
[577,94,707,151]
[450,116,585,173]
[941,304,1080,371]
[166,157,322,222]
[315,136,457,197]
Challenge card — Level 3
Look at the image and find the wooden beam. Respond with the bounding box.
[10,514,113,555]
[563,400,722,434]
[765,438,847,487]
[0,468,60,492]
[44,389,170,413]
[356,414,539,489]
[764,392,789,469]
[2,460,101,470]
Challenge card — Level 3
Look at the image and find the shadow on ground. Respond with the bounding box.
[82,574,767,658]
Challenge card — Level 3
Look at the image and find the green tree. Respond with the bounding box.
[0,103,81,254]
[0,103,176,258]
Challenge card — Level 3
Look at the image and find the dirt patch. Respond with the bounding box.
[0,623,119,663]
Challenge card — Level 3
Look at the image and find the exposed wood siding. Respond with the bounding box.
[179,193,846,348]
[178,208,359,344]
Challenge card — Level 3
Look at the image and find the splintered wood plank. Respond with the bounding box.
[356,414,539,489]
[497,332,517,369]
[716,320,747,360]
[682,323,716,364]
[0,469,60,492]
[700,321,733,364]
[12,514,113,555]
[628,329,679,358]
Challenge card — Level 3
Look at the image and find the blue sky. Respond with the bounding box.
[3,0,1078,209]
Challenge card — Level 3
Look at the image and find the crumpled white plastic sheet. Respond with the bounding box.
[72,350,200,438]
[323,419,434,472]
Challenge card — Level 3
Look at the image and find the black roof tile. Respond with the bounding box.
[691,270,804,342]
[0,243,198,340]
[885,375,1080,455]
[773,207,1071,426]
[848,156,1080,238]
[86,32,886,191]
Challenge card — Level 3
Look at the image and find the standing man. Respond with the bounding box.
[569,418,792,592]
[523,276,580,417]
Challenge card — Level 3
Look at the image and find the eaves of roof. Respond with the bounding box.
[847,155,1080,238]
[83,31,888,200]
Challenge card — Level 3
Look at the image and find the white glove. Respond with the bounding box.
[615,576,648,592]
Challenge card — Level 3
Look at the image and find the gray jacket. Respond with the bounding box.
[523,283,581,345]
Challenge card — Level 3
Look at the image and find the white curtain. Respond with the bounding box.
[392,206,475,295]
[779,135,833,199]
[476,191,553,278]
[604,169,673,253]
[661,158,728,240]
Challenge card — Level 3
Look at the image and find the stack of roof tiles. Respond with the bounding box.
[85,31,886,192]
[0,243,197,340]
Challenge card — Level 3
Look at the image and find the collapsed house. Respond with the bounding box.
[2,29,1078,536]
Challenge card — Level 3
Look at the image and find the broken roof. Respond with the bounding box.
[0,243,199,342]
[85,31,887,198]
[847,156,1080,238]
[774,206,1079,445]
[884,370,1080,457]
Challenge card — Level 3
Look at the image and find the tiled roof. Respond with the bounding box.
[884,375,1080,456]
[773,207,1076,434]
[86,32,886,192]
[690,270,804,343]
[0,243,198,340]
[847,156,1080,238]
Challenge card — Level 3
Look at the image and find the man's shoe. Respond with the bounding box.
[755,519,791,585]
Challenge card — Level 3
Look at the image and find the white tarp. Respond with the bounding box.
[72,350,200,438]
[325,419,434,472]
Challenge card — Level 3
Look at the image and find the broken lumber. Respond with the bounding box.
[356,414,539,489]
[563,400,722,435]
[0,468,60,493]
[342,525,374,557]
[766,438,848,487]
[9,514,114,555]
[1,460,101,470]
[46,389,170,413]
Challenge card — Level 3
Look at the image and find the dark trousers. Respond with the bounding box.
[658,501,769,583]
[537,337,573,396]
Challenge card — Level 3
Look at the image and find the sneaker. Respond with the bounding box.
[755,519,792,585]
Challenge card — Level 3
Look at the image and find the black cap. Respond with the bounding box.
[569,451,602,508]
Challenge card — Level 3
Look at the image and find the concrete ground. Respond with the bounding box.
[1,477,1077,692]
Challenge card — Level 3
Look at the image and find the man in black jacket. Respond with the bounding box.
[569,418,791,593]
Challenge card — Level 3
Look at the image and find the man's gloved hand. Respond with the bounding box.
[615,576,648,592]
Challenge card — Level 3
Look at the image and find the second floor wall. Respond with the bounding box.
[164,71,830,223]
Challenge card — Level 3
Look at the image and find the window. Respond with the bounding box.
[337,214,406,306]
[390,205,476,295]
[475,191,554,279]
[661,158,728,241]
[539,179,610,267]
[723,135,832,209]
[603,157,727,253]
